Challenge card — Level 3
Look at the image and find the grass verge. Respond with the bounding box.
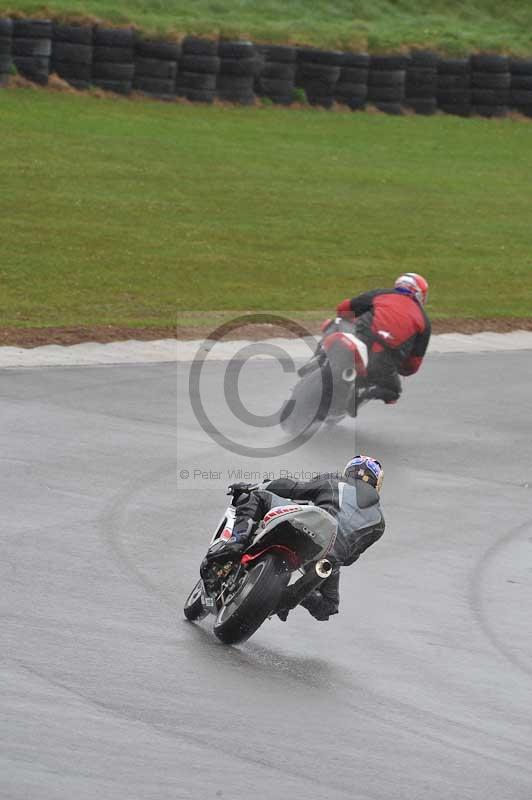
[1,1,532,54]
[1,86,531,333]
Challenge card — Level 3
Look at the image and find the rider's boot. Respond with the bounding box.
[363,384,400,404]
[301,591,339,621]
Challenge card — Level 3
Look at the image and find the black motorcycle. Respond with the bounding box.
[183,488,337,645]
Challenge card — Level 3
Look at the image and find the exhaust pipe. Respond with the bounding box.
[342,367,356,382]
[315,558,333,578]
[279,557,334,611]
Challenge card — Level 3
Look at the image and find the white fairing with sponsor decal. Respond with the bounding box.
[208,501,337,562]
[253,504,337,560]
[339,333,369,369]
[210,505,236,544]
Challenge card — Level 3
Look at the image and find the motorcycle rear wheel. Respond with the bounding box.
[183,579,208,621]
[213,554,288,644]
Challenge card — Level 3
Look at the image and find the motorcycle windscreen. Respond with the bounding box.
[249,506,337,564]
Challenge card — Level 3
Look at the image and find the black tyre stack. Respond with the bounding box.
[296,48,343,108]
[436,58,471,117]
[405,50,439,115]
[334,52,369,111]
[134,38,180,100]
[255,44,296,106]
[367,54,409,114]
[217,40,257,105]
[177,37,219,104]
[0,18,13,87]
[51,23,93,90]
[470,54,510,118]
[509,58,532,117]
[92,27,135,95]
[12,18,52,85]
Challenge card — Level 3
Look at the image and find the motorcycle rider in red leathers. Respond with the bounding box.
[335,272,431,404]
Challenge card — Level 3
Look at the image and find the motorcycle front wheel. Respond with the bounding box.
[213,554,288,645]
[183,579,208,621]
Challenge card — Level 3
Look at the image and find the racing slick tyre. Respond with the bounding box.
[183,579,208,621]
[213,554,288,645]
[279,365,332,436]
[325,341,360,414]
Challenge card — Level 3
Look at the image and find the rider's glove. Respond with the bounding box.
[336,298,354,320]
[227,482,253,503]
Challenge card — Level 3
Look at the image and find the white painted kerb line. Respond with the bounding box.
[176,332,532,361]
[0,331,531,367]
[0,339,178,368]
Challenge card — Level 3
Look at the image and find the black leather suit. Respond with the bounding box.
[232,474,385,620]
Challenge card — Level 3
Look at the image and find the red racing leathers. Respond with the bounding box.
[336,289,431,400]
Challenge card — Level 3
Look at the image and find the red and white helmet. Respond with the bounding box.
[394,273,429,305]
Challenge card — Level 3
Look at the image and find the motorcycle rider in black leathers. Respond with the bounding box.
[201,455,385,622]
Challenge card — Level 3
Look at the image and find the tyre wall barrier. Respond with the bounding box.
[177,37,218,103]
[255,44,297,106]
[296,48,343,108]
[436,57,471,117]
[367,54,409,115]
[12,18,52,86]
[52,23,93,90]
[92,26,135,95]
[134,37,180,100]
[470,54,510,118]
[509,58,532,117]
[0,18,531,118]
[405,50,438,115]
[0,17,13,86]
[217,40,257,106]
[334,52,369,111]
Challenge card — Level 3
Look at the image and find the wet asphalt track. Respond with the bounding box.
[2,353,532,800]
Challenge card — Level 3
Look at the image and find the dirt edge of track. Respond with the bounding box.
[2,317,532,348]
